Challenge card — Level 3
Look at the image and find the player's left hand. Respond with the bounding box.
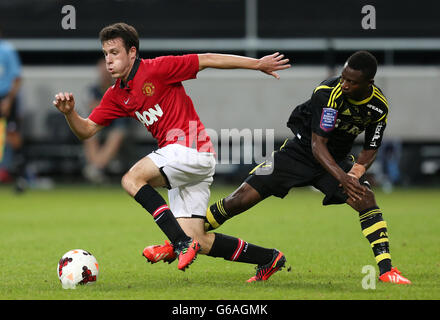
[257,52,291,79]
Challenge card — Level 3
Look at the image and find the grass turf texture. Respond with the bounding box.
[1,184,439,300]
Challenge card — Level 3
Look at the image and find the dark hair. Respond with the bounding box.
[99,22,139,54]
[347,51,378,80]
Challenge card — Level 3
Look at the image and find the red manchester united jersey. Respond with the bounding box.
[89,54,214,153]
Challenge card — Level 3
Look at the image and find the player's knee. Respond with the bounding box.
[352,187,377,211]
[121,172,130,193]
[121,171,138,196]
[363,187,376,206]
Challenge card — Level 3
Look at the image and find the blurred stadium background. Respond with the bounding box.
[1,0,440,190]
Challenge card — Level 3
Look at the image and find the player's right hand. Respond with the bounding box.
[257,52,291,79]
[53,92,75,115]
[339,174,366,202]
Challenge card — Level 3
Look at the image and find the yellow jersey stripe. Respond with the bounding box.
[373,87,389,104]
[373,88,389,107]
[280,138,288,150]
[362,221,387,237]
[373,92,388,107]
[328,87,341,108]
[327,83,341,107]
[332,89,343,108]
[314,85,333,93]
[370,88,389,124]
[375,113,388,123]
[331,84,342,105]
[249,161,265,175]
[347,88,375,105]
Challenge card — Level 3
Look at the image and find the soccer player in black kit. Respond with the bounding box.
[205,51,411,284]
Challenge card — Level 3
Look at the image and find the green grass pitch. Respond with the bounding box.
[1,184,439,300]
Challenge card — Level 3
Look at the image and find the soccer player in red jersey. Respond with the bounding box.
[53,23,290,278]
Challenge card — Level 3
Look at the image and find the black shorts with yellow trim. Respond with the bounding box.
[244,138,367,205]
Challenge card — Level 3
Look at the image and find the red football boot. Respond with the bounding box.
[142,240,177,264]
[379,267,412,284]
[247,249,286,282]
[176,239,201,271]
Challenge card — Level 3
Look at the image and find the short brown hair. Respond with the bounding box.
[99,22,139,54]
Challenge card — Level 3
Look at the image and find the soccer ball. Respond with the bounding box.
[57,249,99,289]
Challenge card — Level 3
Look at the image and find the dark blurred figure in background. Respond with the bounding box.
[82,58,130,183]
[379,140,402,193]
[0,26,26,192]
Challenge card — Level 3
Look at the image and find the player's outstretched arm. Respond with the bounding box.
[53,92,103,140]
[198,52,291,79]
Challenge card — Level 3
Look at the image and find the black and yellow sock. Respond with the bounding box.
[359,206,392,275]
[205,199,230,231]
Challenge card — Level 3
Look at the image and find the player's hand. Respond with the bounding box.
[339,173,366,202]
[53,92,75,115]
[257,52,291,79]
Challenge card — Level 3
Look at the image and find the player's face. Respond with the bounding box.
[102,38,136,81]
[340,64,372,101]
[97,59,113,84]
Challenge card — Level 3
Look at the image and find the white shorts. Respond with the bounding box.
[147,144,216,219]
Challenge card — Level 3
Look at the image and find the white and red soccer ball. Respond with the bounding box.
[57,249,99,289]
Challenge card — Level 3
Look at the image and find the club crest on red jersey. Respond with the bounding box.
[142,82,155,96]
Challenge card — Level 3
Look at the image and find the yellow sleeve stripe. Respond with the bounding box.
[375,113,388,123]
[362,221,387,237]
[370,238,389,247]
[327,83,342,108]
[314,85,333,93]
[373,93,388,107]
[373,86,388,103]
[327,83,341,107]
[370,87,389,124]
[332,89,343,107]
[373,87,389,107]
[375,253,391,263]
